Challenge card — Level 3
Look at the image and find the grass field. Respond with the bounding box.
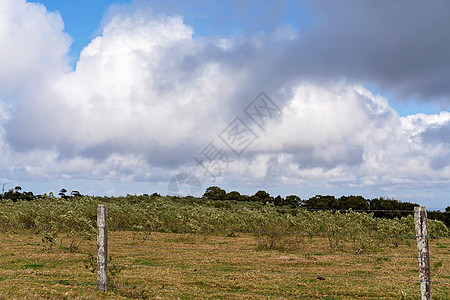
[0,229,449,299]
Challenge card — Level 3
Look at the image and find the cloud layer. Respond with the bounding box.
[0,0,449,206]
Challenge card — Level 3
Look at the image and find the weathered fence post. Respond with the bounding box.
[97,204,108,292]
[414,206,431,300]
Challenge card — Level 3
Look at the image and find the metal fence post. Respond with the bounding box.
[414,206,431,300]
[97,204,108,291]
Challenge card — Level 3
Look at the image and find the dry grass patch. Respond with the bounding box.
[0,230,449,299]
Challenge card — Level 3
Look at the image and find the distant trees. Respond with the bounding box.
[338,195,369,210]
[203,186,226,200]
[59,188,68,198]
[0,188,34,202]
[306,195,338,210]
[226,191,244,201]
[285,195,302,208]
[428,206,450,228]
[305,195,370,211]
[0,186,84,201]
[203,187,300,208]
[200,186,450,226]
[71,190,82,197]
[254,190,271,203]
[369,197,417,218]
[58,189,83,199]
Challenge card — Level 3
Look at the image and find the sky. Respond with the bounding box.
[0,0,449,209]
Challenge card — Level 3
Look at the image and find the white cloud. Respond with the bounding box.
[0,0,71,94]
[44,10,245,157]
[220,84,450,192]
[0,1,449,206]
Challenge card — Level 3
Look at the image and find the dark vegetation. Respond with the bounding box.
[203,186,450,226]
[1,185,448,227]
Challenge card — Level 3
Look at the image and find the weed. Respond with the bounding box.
[400,291,414,299]
[41,232,57,251]
[433,260,443,269]
[83,253,124,291]
[436,241,447,249]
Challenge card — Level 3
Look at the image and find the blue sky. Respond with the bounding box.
[1,0,449,209]
[37,1,309,65]
[35,0,130,66]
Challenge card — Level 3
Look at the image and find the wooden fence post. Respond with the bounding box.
[97,204,108,292]
[414,206,431,300]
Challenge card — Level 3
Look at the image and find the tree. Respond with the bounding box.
[253,190,272,203]
[22,191,34,201]
[306,195,338,210]
[368,197,417,218]
[2,188,33,202]
[338,195,369,210]
[59,188,67,198]
[285,195,302,208]
[71,190,82,197]
[247,195,260,202]
[226,191,243,201]
[203,186,226,200]
[14,186,22,192]
[273,195,283,206]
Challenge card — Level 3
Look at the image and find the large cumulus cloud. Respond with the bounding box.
[223,85,450,190]
[0,0,449,205]
[0,0,71,94]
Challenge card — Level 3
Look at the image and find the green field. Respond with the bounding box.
[0,195,449,299]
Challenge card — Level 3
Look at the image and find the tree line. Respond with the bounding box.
[0,186,82,201]
[203,186,450,226]
[1,185,448,227]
